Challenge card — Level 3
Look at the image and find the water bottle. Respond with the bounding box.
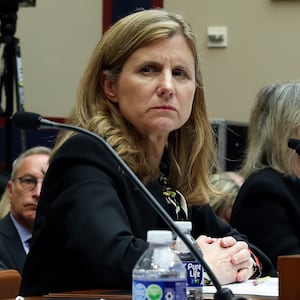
[132,230,187,300]
[174,221,204,300]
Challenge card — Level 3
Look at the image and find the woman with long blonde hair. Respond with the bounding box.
[21,9,273,296]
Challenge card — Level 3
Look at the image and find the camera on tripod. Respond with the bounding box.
[0,0,36,11]
[0,0,36,170]
[0,0,36,38]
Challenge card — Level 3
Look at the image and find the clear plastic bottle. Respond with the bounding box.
[174,221,204,300]
[132,230,187,300]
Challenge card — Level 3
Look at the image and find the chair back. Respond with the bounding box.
[0,269,22,299]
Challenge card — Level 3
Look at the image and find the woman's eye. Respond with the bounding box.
[141,65,156,74]
[173,69,188,78]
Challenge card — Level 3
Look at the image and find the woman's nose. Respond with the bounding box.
[157,71,174,97]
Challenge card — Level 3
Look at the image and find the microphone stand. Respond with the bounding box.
[14,114,234,300]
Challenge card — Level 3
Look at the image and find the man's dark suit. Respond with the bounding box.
[0,213,26,273]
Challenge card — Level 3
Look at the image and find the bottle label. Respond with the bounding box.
[132,279,186,300]
[183,261,203,287]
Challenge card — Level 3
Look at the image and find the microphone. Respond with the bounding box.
[288,138,300,155]
[12,111,234,300]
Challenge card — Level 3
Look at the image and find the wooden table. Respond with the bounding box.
[19,289,278,300]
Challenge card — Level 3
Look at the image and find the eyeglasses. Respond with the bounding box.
[15,175,44,192]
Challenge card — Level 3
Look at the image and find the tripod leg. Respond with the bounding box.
[14,39,25,112]
[14,38,26,154]
[1,37,26,172]
[2,42,15,171]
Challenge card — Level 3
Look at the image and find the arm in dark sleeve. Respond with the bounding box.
[48,135,150,281]
[21,134,168,295]
[231,169,300,271]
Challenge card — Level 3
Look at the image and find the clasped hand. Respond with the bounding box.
[196,235,254,285]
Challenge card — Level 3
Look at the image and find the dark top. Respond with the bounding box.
[20,134,274,296]
[0,213,26,273]
[231,167,300,269]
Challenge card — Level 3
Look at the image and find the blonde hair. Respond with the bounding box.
[0,190,10,219]
[209,172,243,219]
[241,81,300,178]
[54,9,219,205]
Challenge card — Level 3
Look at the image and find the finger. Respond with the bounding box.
[236,267,252,282]
[219,236,236,247]
[196,235,215,244]
[231,248,251,265]
[230,241,249,254]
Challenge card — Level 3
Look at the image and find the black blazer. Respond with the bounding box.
[231,167,300,269]
[0,213,26,273]
[20,134,274,296]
